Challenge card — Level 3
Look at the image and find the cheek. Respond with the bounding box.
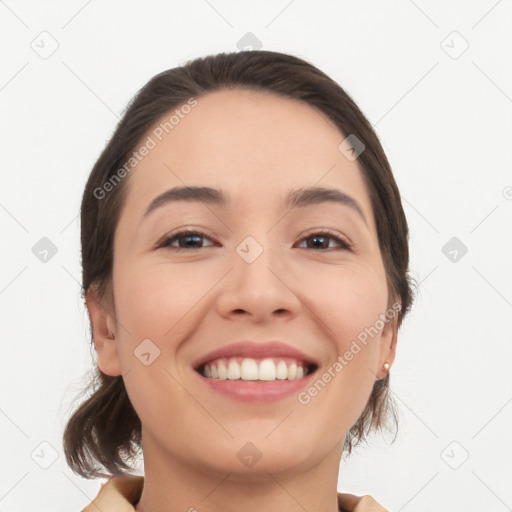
[111,260,218,419]
[303,263,387,405]
[110,263,200,429]
[309,261,389,345]
[114,254,388,370]
[113,261,207,342]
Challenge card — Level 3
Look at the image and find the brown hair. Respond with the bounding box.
[63,50,415,478]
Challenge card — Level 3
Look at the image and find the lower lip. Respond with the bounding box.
[194,370,317,403]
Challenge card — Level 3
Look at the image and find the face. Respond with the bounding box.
[87,88,398,477]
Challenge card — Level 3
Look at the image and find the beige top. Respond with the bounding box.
[81,476,390,512]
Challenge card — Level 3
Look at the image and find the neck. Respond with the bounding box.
[135,433,343,512]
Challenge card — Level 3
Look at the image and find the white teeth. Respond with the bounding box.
[276,361,288,380]
[259,358,276,380]
[240,358,259,380]
[202,357,311,381]
[227,359,241,379]
[287,361,297,380]
[218,359,228,380]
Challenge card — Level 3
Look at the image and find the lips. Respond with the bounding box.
[191,340,319,374]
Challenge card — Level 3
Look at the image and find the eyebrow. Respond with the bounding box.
[141,185,368,225]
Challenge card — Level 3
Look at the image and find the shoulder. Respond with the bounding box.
[80,475,142,512]
[338,491,391,511]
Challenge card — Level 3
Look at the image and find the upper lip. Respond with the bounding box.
[192,341,319,370]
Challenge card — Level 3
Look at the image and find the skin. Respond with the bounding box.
[81,475,389,512]
[86,88,398,512]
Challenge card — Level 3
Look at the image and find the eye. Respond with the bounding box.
[295,230,352,251]
[156,229,352,251]
[156,230,217,250]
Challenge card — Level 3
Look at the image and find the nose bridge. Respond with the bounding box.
[231,207,278,266]
[234,232,281,288]
[217,229,299,318]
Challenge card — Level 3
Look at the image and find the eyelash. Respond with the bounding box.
[156,229,352,252]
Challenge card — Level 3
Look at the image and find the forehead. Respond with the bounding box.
[119,88,374,229]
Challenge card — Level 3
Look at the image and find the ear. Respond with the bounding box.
[375,312,398,381]
[85,284,123,377]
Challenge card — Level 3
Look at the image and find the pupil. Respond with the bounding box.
[183,234,201,247]
[310,235,327,249]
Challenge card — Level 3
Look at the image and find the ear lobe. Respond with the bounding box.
[376,316,398,380]
[85,285,123,377]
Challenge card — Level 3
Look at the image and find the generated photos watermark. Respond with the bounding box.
[93,97,198,200]
[297,301,401,405]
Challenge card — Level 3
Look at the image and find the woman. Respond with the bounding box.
[64,50,414,512]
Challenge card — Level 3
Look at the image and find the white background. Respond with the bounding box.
[1,1,512,511]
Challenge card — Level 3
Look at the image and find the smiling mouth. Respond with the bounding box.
[196,356,318,382]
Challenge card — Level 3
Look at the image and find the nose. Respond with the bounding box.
[215,237,302,323]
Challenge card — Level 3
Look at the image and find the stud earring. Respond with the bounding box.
[383,362,390,371]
